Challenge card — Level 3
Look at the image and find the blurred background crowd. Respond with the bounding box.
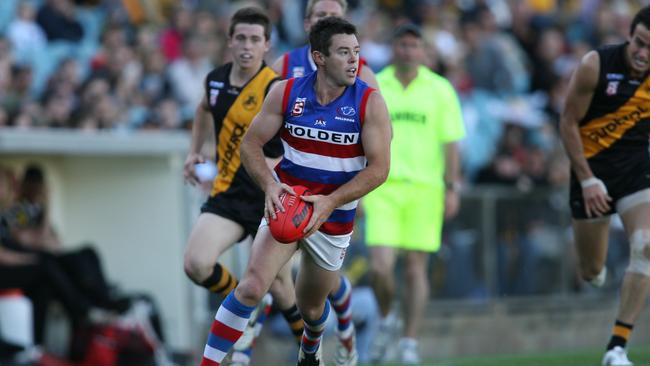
[1,0,644,293]
[2,0,649,363]
[2,0,647,187]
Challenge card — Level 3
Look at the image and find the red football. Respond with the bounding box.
[269,185,314,244]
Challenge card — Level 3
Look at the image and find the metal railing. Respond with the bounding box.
[348,185,629,303]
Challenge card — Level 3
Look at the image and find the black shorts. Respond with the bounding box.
[200,192,264,240]
[569,160,650,219]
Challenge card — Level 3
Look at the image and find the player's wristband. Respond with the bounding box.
[580,177,608,194]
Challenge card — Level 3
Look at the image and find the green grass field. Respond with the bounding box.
[364,346,650,366]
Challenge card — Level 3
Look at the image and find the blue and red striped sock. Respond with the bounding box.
[241,293,273,358]
[200,291,255,366]
[301,300,331,354]
[329,275,353,338]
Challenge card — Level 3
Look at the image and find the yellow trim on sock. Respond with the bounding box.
[613,325,632,340]
[221,277,238,294]
[208,269,230,292]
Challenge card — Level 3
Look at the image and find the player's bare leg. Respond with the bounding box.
[572,217,611,287]
[184,214,244,292]
[399,250,429,365]
[271,260,305,343]
[369,246,397,317]
[270,260,298,312]
[618,201,650,323]
[234,227,298,306]
[368,246,397,363]
[601,200,650,366]
[199,226,297,365]
[295,252,341,366]
[229,261,297,365]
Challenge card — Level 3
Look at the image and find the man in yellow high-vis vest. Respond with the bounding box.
[364,23,465,365]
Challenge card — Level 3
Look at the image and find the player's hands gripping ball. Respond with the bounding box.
[269,185,314,243]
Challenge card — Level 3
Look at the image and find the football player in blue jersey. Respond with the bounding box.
[198,17,391,366]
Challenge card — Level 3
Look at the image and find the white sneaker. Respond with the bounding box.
[602,346,633,366]
[369,314,398,363]
[233,294,272,352]
[589,267,607,288]
[233,323,255,352]
[398,338,421,365]
[232,322,256,352]
[297,345,324,366]
[334,329,358,366]
[222,351,250,366]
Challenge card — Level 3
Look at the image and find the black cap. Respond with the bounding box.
[393,23,422,39]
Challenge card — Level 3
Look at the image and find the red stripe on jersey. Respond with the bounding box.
[282,78,295,116]
[275,168,339,195]
[280,131,364,158]
[200,358,220,366]
[359,88,374,127]
[211,321,243,343]
[357,58,365,76]
[321,221,354,235]
[282,53,289,79]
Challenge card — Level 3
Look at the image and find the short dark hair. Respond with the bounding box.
[309,17,357,56]
[229,7,271,40]
[630,6,650,36]
[19,164,44,202]
[393,23,422,40]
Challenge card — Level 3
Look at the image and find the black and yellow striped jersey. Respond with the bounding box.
[204,62,282,198]
[579,43,650,176]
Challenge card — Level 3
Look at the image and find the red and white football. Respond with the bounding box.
[269,185,314,244]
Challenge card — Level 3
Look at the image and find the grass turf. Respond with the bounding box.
[363,346,650,366]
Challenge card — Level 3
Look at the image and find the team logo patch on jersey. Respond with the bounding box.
[209,89,220,106]
[338,106,356,116]
[292,97,306,117]
[243,94,258,111]
[314,117,327,127]
[606,81,619,96]
[292,67,305,78]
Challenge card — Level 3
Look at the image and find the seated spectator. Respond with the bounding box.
[2,165,134,356]
[3,65,33,117]
[167,34,212,115]
[6,1,47,63]
[9,165,60,251]
[41,91,74,129]
[36,0,83,43]
[0,165,94,356]
[44,58,82,102]
[7,165,128,311]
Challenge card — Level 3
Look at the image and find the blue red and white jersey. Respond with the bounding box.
[280,45,367,80]
[276,72,375,235]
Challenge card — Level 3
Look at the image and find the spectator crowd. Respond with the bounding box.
[2,0,645,189]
